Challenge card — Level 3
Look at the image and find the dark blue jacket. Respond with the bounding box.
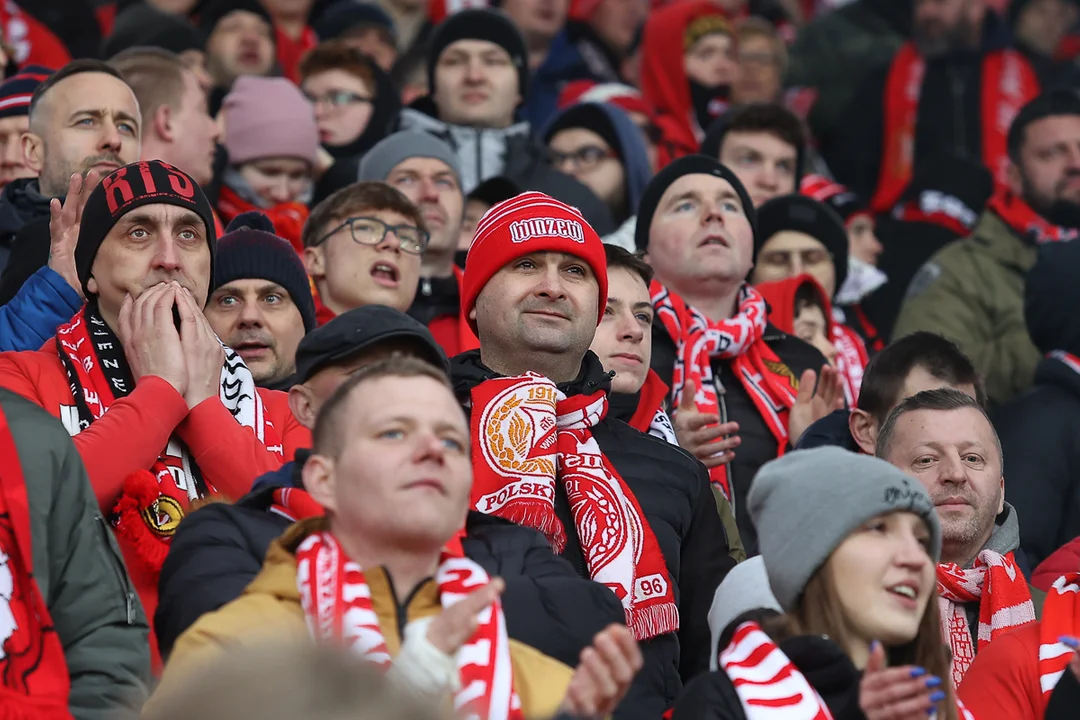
[0,266,81,351]
[155,452,625,667]
[524,31,600,130]
[794,409,860,452]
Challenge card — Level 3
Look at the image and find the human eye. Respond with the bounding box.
[963,453,984,465]
[130,227,149,239]
[515,258,537,270]
[378,427,405,440]
[913,455,936,468]
[217,295,238,307]
[721,200,740,213]
[565,264,586,276]
[635,311,654,324]
[118,121,137,135]
[674,199,696,213]
[264,293,283,305]
[442,435,466,452]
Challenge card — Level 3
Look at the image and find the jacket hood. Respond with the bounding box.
[1034,356,1080,400]
[780,634,860,713]
[978,502,1021,564]
[1025,240,1080,356]
[540,102,652,222]
[451,349,614,403]
[640,1,731,152]
[0,178,52,238]
[322,57,402,160]
[755,274,835,338]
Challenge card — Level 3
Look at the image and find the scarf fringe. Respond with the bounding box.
[629,603,681,641]
[112,470,171,572]
[501,502,567,554]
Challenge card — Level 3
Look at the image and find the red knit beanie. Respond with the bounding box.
[461,191,608,334]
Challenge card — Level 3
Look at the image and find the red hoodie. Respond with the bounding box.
[640,1,730,158]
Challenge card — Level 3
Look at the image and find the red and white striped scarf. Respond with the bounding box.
[295,530,522,720]
[719,621,834,719]
[651,281,798,501]
[469,372,678,641]
[1037,573,1080,705]
[937,549,1036,687]
[831,323,869,406]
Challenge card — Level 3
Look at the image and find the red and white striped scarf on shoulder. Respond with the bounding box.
[937,549,1036,687]
[651,281,798,501]
[295,530,522,720]
[1037,573,1080,706]
[469,371,678,641]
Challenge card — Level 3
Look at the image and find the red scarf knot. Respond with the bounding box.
[937,549,1036,687]
[469,371,679,640]
[651,281,798,502]
[988,190,1079,245]
[296,530,524,719]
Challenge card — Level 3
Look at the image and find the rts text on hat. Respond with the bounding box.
[748,447,942,612]
[77,160,218,296]
[462,191,608,333]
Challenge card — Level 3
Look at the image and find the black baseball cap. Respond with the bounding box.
[294,305,448,383]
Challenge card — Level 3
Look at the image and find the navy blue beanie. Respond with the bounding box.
[213,212,317,332]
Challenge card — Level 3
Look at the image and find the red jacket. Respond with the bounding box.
[957,622,1042,720]
[0,346,310,668]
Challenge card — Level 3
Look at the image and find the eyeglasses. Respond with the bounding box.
[549,145,616,172]
[315,216,430,254]
[305,90,373,108]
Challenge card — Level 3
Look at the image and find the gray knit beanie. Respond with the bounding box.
[748,447,942,612]
[357,131,462,187]
[708,556,781,671]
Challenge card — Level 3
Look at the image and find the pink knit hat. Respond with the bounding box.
[222,76,319,166]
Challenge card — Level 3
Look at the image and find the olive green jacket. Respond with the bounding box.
[892,210,1040,407]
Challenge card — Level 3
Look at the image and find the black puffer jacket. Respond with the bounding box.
[154,456,623,665]
[451,350,735,718]
[651,321,827,554]
[0,178,52,278]
[671,634,864,720]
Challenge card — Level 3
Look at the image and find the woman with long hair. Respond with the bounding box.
[673,447,966,720]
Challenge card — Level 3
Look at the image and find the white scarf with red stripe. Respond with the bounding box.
[469,371,679,641]
[295,530,522,720]
[937,549,1036,687]
[1038,573,1080,704]
[719,621,834,719]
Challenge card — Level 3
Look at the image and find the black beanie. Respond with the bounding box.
[196,0,275,42]
[543,103,624,163]
[214,212,317,332]
[77,160,218,297]
[1007,89,1080,160]
[635,154,757,252]
[427,9,528,103]
[756,194,849,298]
[102,3,202,58]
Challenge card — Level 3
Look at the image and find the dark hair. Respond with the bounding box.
[721,102,806,155]
[874,387,1001,469]
[311,355,451,458]
[299,40,377,88]
[857,331,985,425]
[303,181,428,248]
[604,244,653,286]
[108,48,186,127]
[29,59,127,123]
[1006,89,1080,163]
[792,280,824,317]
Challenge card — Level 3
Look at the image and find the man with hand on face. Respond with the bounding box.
[397,8,615,234]
[0,160,309,670]
[452,191,734,717]
[149,357,641,719]
[877,387,1040,687]
[894,90,1080,406]
[0,60,140,298]
[636,155,839,554]
[203,212,316,390]
[357,131,475,355]
[303,181,427,324]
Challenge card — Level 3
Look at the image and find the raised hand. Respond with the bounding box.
[117,282,188,396]
[673,379,741,468]
[787,365,845,446]
[559,624,643,718]
[175,285,225,409]
[48,170,100,297]
[860,641,946,720]
[426,577,506,655]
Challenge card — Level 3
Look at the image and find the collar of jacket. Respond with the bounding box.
[450,349,614,405]
[1035,355,1080,400]
[399,104,533,144]
[779,634,861,715]
[970,209,1040,273]
[970,502,1022,567]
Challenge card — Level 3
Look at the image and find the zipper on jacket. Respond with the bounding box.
[474,128,484,186]
[714,374,733,514]
[949,67,967,157]
[388,571,434,642]
[95,514,138,624]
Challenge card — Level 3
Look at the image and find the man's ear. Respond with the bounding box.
[998,475,1006,515]
[302,453,336,511]
[304,245,325,278]
[849,408,878,455]
[155,104,174,144]
[21,132,43,173]
[1005,160,1024,196]
[288,384,318,430]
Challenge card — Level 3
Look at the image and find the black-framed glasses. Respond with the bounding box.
[305,90,373,108]
[315,216,430,254]
[549,145,616,172]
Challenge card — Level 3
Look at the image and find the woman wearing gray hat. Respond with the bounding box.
[672,447,973,720]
